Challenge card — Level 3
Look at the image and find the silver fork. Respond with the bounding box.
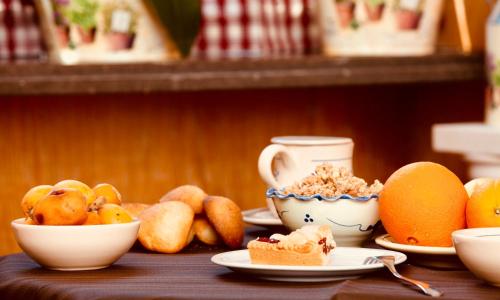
[364,255,443,297]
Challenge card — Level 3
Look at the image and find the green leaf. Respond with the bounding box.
[148,0,201,57]
[365,0,385,7]
[66,0,99,30]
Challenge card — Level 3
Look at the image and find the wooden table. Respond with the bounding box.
[0,226,498,300]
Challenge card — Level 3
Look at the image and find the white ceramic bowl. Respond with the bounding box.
[11,218,140,271]
[267,188,379,247]
[452,227,500,287]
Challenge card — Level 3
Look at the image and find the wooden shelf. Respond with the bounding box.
[0,51,485,95]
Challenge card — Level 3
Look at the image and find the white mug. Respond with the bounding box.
[258,136,354,189]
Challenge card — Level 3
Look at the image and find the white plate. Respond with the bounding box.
[375,234,456,255]
[211,247,407,282]
[242,208,282,226]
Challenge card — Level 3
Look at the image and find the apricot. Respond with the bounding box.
[54,179,96,206]
[32,188,88,225]
[159,185,207,214]
[98,203,133,224]
[21,185,53,218]
[83,211,101,225]
[93,183,122,205]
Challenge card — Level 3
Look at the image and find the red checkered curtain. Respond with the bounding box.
[0,0,43,60]
[191,0,319,59]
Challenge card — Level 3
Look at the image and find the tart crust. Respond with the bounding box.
[247,225,335,266]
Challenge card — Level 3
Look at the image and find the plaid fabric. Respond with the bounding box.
[191,0,319,59]
[0,0,43,60]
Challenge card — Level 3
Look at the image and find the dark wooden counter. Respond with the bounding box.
[1,227,499,300]
[0,51,484,95]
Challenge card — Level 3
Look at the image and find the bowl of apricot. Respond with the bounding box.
[11,180,140,271]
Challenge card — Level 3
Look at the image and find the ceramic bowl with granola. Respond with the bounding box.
[267,163,383,247]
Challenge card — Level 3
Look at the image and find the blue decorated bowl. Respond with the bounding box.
[267,188,379,247]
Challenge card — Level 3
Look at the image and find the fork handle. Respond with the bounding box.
[382,262,442,297]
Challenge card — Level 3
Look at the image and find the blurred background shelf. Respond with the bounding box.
[0,50,484,95]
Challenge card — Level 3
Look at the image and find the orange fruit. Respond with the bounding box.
[464,178,492,197]
[379,162,468,247]
[466,179,500,228]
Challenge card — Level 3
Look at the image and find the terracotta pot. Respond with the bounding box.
[364,3,385,22]
[55,25,70,48]
[396,9,422,30]
[335,1,355,28]
[77,26,96,44]
[106,32,136,51]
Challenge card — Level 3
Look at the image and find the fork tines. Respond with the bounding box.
[363,256,380,265]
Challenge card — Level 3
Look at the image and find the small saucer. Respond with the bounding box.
[375,234,464,269]
[242,208,282,227]
[375,234,455,255]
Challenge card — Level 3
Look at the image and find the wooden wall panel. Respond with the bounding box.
[0,82,484,255]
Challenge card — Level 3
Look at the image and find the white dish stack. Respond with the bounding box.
[433,3,500,179]
[487,2,500,127]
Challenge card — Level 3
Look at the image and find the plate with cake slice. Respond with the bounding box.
[211,225,407,282]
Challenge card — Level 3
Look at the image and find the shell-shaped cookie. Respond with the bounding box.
[122,202,151,218]
[160,185,207,214]
[204,196,244,249]
[138,201,194,253]
[193,217,220,246]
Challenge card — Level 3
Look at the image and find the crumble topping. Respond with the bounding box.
[283,163,383,197]
[250,225,335,254]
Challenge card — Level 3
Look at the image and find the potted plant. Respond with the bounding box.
[102,1,138,51]
[395,0,423,30]
[66,0,99,44]
[335,0,356,28]
[148,0,201,57]
[364,0,385,22]
[51,0,71,47]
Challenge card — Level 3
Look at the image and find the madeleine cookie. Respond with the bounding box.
[185,225,195,246]
[122,202,151,218]
[193,217,220,246]
[159,185,207,214]
[204,196,244,249]
[138,201,194,253]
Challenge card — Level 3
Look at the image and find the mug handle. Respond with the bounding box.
[258,144,297,189]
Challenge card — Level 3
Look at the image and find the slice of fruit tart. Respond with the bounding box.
[247,225,335,266]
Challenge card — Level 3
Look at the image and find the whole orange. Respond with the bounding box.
[466,179,500,228]
[379,162,468,247]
